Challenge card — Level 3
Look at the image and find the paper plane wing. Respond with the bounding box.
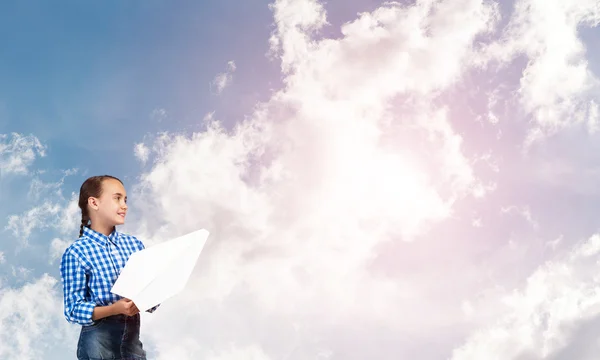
[110,229,209,311]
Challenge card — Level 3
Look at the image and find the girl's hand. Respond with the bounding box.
[112,298,140,316]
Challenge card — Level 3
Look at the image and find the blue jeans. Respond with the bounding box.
[77,314,147,360]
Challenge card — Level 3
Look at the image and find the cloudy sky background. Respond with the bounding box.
[0,0,599,359]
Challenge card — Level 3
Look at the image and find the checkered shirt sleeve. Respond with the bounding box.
[60,249,96,325]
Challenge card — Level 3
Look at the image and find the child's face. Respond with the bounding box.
[94,178,128,227]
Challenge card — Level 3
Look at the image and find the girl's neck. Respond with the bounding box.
[90,223,116,237]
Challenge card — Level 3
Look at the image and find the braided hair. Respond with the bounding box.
[78,175,123,237]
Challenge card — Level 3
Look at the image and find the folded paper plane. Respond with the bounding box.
[110,229,209,312]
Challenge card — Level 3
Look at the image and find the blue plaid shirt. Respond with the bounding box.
[60,226,159,326]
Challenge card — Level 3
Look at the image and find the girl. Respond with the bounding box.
[60,175,159,360]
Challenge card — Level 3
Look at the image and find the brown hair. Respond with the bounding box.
[78,175,123,237]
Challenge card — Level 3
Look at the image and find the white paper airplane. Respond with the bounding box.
[110,229,209,312]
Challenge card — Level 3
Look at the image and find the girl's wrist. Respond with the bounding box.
[109,303,119,316]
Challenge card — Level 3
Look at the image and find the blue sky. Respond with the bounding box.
[1,0,600,359]
[0,0,278,171]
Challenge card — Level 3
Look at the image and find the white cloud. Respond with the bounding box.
[0,133,45,175]
[211,60,237,95]
[501,205,539,230]
[5,202,62,246]
[478,0,600,144]
[27,169,77,200]
[451,233,600,360]
[5,192,79,248]
[151,108,167,122]
[28,178,60,200]
[134,142,150,165]
[0,252,4,264]
[120,0,502,358]
[0,274,76,360]
[49,238,72,265]
[57,193,80,236]
[11,265,32,280]
[531,153,600,196]
[205,345,271,360]
[589,100,599,133]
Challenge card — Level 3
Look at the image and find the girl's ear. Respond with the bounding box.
[88,197,99,210]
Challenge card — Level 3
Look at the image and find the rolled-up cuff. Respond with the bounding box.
[68,301,96,326]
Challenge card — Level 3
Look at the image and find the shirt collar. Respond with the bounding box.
[82,226,119,246]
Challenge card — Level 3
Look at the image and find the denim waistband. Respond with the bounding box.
[100,313,140,323]
[77,313,145,359]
